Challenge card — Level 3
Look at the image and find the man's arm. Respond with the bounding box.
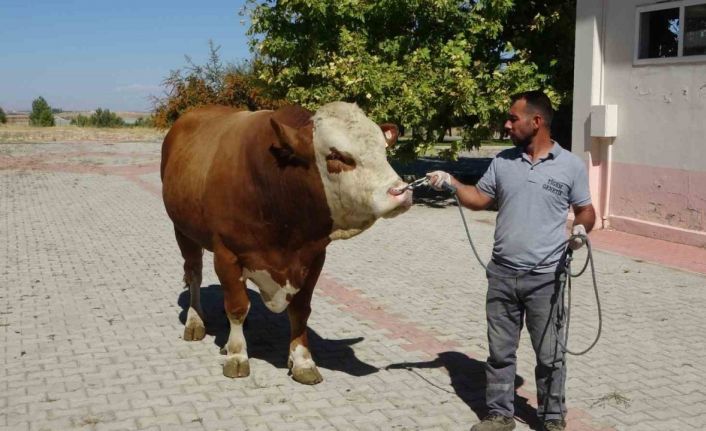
[426,171,494,210]
[449,177,495,210]
[572,204,596,233]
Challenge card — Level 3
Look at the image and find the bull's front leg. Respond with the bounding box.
[287,251,326,385]
[214,245,251,378]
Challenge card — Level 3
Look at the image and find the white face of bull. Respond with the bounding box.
[312,102,412,240]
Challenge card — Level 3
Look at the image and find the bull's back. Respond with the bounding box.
[161,106,252,246]
[161,106,239,179]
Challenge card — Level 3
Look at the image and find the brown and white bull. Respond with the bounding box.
[161,102,412,384]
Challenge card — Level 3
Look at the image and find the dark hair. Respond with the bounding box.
[511,90,554,128]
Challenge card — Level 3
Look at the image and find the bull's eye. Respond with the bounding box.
[326,148,356,173]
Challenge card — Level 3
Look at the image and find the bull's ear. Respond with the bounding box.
[380,123,399,148]
[270,118,313,165]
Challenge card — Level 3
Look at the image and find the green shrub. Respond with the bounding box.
[71,114,91,127]
[0,107,6,124]
[152,41,283,129]
[91,108,125,127]
[29,97,55,127]
[133,115,155,127]
[70,108,125,128]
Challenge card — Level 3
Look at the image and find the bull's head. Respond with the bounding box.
[311,102,412,240]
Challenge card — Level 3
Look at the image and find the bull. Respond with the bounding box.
[161,102,412,384]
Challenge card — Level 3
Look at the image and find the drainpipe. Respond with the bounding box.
[598,0,613,229]
[603,139,613,228]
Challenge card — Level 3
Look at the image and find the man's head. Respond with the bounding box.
[504,90,554,147]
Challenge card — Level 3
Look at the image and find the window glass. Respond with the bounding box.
[638,8,680,59]
[684,4,706,56]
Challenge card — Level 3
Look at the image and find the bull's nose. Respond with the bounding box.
[388,185,408,196]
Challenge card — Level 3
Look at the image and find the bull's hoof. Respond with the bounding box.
[223,354,250,378]
[290,365,323,385]
[183,323,206,341]
[183,307,206,341]
[288,358,323,385]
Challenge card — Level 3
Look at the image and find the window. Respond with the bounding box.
[638,7,680,59]
[635,0,706,64]
[684,4,706,55]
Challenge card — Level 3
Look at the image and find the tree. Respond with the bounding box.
[502,0,576,148]
[29,96,55,127]
[71,108,126,128]
[245,0,572,157]
[133,115,155,127]
[152,41,284,129]
[90,108,125,127]
[0,107,6,124]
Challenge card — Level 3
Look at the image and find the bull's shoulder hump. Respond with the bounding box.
[271,105,313,128]
[189,105,243,117]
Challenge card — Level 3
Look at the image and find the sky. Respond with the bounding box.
[0,0,253,112]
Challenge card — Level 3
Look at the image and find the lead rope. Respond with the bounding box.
[446,185,604,425]
[401,178,604,425]
[559,240,602,356]
[440,181,602,356]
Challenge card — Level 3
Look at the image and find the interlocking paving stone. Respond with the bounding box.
[2,141,705,430]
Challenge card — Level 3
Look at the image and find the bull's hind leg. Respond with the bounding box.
[214,245,251,378]
[287,251,326,385]
[174,228,205,341]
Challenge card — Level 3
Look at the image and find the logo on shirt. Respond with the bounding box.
[542,178,565,197]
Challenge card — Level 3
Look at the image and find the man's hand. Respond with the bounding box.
[426,171,451,191]
[569,224,587,250]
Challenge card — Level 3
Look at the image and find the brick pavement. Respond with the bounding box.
[1,141,705,431]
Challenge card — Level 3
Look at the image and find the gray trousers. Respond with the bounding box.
[485,260,567,421]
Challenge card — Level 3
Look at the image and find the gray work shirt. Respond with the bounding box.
[476,142,592,273]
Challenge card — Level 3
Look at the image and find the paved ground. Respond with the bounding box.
[1,141,705,431]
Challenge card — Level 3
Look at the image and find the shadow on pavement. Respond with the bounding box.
[178,284,379,377]
[385,351,540,430]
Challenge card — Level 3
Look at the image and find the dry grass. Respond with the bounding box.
[591,391,632,409]
[58,110,149,119]
[0,124,166,143]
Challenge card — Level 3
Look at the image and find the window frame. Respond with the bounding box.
[634,0,706,65]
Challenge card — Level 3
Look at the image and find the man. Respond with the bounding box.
[427,90,595,431]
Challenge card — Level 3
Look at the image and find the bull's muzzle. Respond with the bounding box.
[387,183,413,209]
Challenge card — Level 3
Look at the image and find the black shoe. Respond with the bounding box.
[470,414,516,431]
[543,419,566,431]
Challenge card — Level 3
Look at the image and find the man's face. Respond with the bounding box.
[504,99,537,148]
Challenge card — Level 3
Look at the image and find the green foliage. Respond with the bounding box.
[29,96,55,127]
[152,40,284,128]
[502,0,576,146]
[71,114,91,127]
[0,107,6,124]
[91,108,125,127]
[70,108,126,128]
[133,115,155,127]
[245,0,574,157]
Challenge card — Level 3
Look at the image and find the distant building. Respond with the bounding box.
[573,0,706,247]
[54,115,71,126]
[6,113,29,125]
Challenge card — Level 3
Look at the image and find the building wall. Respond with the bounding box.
[573,0,706,247]
[6,114,29,125]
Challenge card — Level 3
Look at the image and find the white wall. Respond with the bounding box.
[574,0,706,170]
[573,0,706,243]
[602,0,706,171]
